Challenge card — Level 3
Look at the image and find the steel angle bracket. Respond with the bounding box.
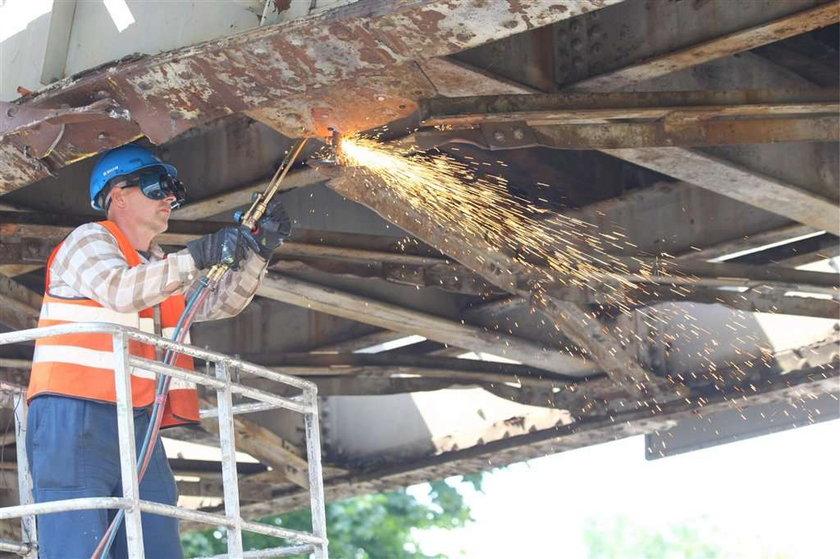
[1,98,131,159]
[410,121,544,152]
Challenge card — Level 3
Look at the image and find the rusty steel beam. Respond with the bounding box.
[625,285,840,320]
[676,224,821,262]
[204,363,838,525]
[418,5,840,232]
[325,172,681,399]
[603,256,839,293]
[200,398,311,489]
[0,274,41,331]
[243,351,584,387]
[417,57,537,97]
[175,168,326,221]
[419,65,840,233]
[0,210,445,265]
[443,73,839,235]
[414,88,840,150]
[308,330,407,354]
[0,0,626,194]
[412,116,839,151]
[565,1,840,91]
[602,147,840,235]
[177,479,275,502]
[419,88,840,127]
[275,258,501,296]
[256,273,601,377]
[302,376,457,397]
[534,116,839,148]
[553,4,840,235]
[0,98,131,159]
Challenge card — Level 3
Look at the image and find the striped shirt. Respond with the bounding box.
[49,223,266,322]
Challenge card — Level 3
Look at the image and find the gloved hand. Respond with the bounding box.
[250,200,292,260]
[186,226,259,270]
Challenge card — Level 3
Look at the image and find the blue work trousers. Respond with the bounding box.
[25,395,184,559]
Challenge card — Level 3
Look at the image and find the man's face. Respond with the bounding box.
[114,184,175,235]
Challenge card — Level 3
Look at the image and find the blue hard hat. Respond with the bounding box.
[89,145,178,210]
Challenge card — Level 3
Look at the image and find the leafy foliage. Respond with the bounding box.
[181,474,483,559]
[583,514,794,559]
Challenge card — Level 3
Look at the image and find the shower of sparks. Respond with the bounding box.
[336,135,836,416]
[340,136,649,311]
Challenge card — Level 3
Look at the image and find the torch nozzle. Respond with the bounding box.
[308,130,343,168]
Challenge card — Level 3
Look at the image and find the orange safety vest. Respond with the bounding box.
[27,220,200,428]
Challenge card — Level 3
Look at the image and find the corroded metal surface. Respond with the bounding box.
[0,0,625,193]
[419,88,840,126]
[410,117,840,150]
[0,98,131,158]
[194,363,838,525]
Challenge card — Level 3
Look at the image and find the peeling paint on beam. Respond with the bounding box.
[0,0,626,193]
[190,364,838,527]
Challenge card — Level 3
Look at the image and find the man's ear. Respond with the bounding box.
[109,187,126,210]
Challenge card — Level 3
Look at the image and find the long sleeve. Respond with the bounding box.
[50,223,198,312]
[190,251,268,322]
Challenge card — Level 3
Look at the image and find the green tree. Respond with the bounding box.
[583,514,794,559]
[182,474,482,558]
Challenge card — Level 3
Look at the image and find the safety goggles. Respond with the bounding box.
[104,167,187,210]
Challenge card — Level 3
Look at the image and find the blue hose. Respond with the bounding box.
[95,278,210,557]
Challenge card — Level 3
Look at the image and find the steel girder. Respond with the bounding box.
[0,0,625,194]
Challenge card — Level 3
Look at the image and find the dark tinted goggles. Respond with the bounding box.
[107,167,187,209]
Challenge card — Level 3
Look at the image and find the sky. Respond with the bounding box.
[410,418,840,559]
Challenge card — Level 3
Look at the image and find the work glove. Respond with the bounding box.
[249,200,292,260]
[186,226,259,271]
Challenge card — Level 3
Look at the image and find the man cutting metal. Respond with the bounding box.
[25,144,291,558]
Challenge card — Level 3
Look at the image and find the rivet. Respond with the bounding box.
[493,130,506,142]
[571,39,583,52]
[512,129,524,141]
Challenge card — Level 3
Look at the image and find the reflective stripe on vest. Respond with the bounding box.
[27,220,200,427]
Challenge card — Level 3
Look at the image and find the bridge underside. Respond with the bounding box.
[0,0,838,524]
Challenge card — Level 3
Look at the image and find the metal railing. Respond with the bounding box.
[0,323,328,558]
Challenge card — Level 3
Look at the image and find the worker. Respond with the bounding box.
[25,144,291,558]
